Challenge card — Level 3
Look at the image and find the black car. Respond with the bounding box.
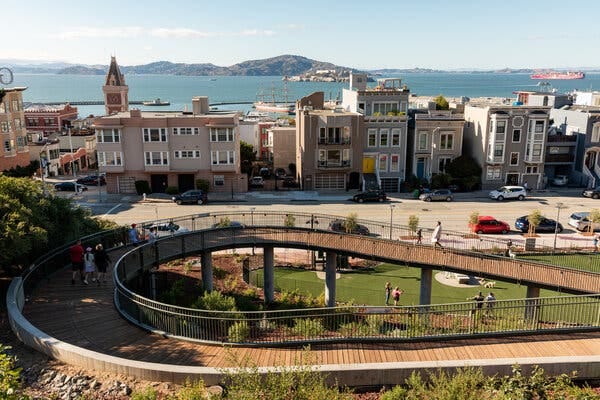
[352,190,387,203]
[76,175,106,186]
[328,219,370,235]
[514,215,563,233]
[54,182,88,192]
[172,190,208,205]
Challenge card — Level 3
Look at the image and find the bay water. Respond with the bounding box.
[10,72,600,117]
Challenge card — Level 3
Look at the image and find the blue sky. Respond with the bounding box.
[3,0,599,69]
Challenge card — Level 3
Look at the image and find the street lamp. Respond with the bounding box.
[389,204,396,239]
[553,202,567,251]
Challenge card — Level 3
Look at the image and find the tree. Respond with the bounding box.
[527,209,543,235]
[434,95,449,110]
[408,215,419,236]
[445,155,482,191]
[240,141,256,176]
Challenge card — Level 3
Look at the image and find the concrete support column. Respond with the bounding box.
[201,251,213,292]
[325,251,337,307]
[263,246,275,304]
[524,285,541,322]
[419,268,433,305]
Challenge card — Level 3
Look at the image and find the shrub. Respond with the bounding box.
[228,320,250,342]
[165,186,179,195]
[195,178,210,193]
[135,180,151,195]
[292,318,325,337]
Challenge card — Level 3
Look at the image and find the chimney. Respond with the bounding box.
[192,96,210,115]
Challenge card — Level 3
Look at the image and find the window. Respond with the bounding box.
[379,129,389,147]
[173,127,199,135]
[145,151,169,166]
[210,150,235,165]
[214,175,225,186]
[378,154,388,172]
[391,129,401,147]
[367,129,377,147]
[143,128,168,142]
[390,154,400,172]
[486,166,501,180]
[174,150,201,159]
[438,157,452,173]
[512,129,521,142]
[510,152,519,166]
[97,128,121,143]
[97,151,123,166]
[417,131,428,150]
[210,127,234,142]
[440,132,453,150]
[526,166,539,173]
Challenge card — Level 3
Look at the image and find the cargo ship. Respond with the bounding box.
[530,70,585,80]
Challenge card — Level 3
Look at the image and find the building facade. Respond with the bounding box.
[464,103,550,189]
[0,87,30,171]
[94,97,246,194]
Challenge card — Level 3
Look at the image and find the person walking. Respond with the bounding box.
[384,282,392,305]
[392,286,404,306]
[129,223,141,246]
[69,239,85,285]
[94,243,111,284]
[416,228,422,245]
[83,247,95,285]
[431,221,443,248]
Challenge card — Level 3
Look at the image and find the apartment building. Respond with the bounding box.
[464,103,550,189]
[342,73,409,192]
[93,97,245,194]
[296,92,363,191]
[0,87,30,171]
[24,103,78,139]
[412,110,464,181]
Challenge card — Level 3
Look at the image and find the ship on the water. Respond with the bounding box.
[530,70,585,80]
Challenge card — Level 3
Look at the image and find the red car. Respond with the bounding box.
[470,216,510,234]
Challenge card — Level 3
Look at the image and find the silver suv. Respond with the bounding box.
[489,185,527,201]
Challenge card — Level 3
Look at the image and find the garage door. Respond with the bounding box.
[314,174,346,190]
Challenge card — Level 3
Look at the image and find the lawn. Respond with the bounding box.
[251,263,567,306]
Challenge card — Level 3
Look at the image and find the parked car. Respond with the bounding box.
[488,185,526,201]
[352,190,387,203]
[250,176,264,188]
[582,187,600,199]
[328,219,370,235]
[76,174,106,186]
[419,189,453,202]
[552,175,569,186]
[54,182,88,192]
[569,212,589,229]
[470,216,510,234]
[172,190,207,205]
[514,215,563,233]
[281,176,299,188]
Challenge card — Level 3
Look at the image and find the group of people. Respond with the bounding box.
[69,239,111,285]
[384,282,404,306]
[414,221,443,248]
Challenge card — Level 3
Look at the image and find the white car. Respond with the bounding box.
[488,186,527,201]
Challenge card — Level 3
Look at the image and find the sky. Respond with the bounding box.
[3,0,600,70]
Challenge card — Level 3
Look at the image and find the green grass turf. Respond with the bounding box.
[251,263,569,306]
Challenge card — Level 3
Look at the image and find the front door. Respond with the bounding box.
[150,174,168,193]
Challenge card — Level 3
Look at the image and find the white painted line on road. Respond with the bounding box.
[104,204,121,217]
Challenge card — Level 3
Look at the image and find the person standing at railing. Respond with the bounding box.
[384,282,392,305]
[431,221,443,248]
[69,239,85,285]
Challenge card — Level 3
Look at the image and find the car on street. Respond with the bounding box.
[582,187,600,199]
[419,189,453,202]
[552,175,568,186]
[488,185,527,201]
[54,182,88,192]
[470,216,510,234]
[250,176,264,188]
[172,189,208,205]
[514,215,563,233]
[76,174,106,186]
[328,219,370,235]
[352,190,387,203]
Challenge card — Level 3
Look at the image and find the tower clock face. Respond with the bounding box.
[107,94,120,104]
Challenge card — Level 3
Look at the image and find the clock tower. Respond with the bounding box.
[102,56,129,115]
